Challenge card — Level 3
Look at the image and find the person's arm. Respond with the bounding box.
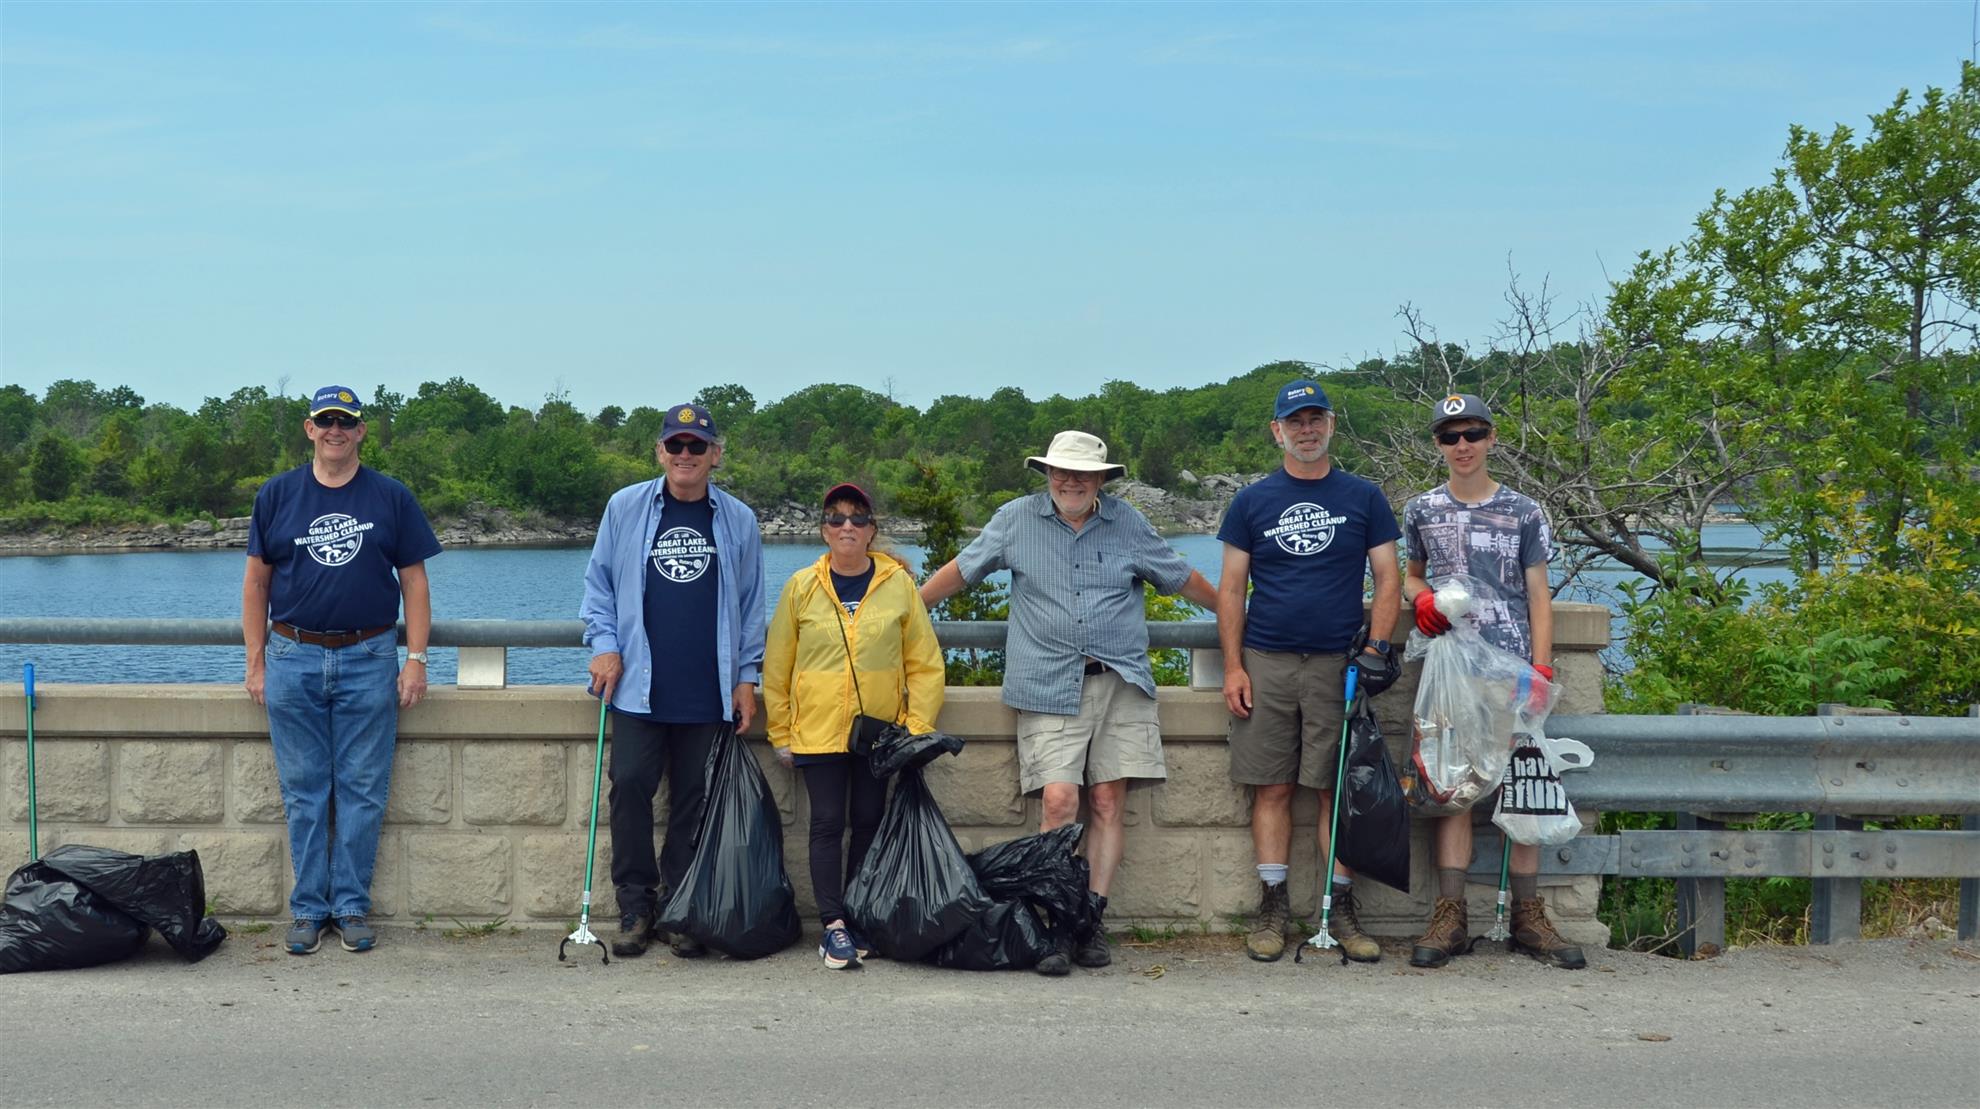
[1365,540,1402,647]
[1525,562,1554,671]
[732,522,767,735]
[919,558,966,609]
[900,578,948,735]
[1404,558,1431,604]
[1180,569,1219,612]
[241,557,273,706]
[762,576,800,764]
[397,562,431,708]
[580,502,624,702]
[1216,544,1252,718]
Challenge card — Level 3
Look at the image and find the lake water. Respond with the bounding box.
[0,527,1787,685]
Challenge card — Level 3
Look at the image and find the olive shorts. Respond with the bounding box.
[1227,647,1347,790]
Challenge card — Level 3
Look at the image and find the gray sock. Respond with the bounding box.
[1331,877,1352,894]
[1438,867,1465,900]
[1511,873,1538,902]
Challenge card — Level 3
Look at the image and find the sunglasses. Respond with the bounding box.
[823,513,874,528]
[1436,427,1491,445]
[663,438,711,455]
[312,414,361,429]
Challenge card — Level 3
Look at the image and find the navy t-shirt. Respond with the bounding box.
[1217,467,1402,653]
[641,491,723,723]
[831,562,874,616]
[248,464,442,631]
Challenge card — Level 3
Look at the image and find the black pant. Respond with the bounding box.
[608,715,720,914]
[801,756,887,926]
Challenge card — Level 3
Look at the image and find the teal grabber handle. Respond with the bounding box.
[1299,664,1358,961]
[24,663,38,861]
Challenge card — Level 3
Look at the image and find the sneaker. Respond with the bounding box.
[846,926,874,960]
[611,908,656,958]
[1511,896,1587,969]
[1409,897,1470,968]
[1245,881,1290,962]
[669,934,708,959]
[819,925,859,970]
[1326,884,1382,963]
[1035,933,1072,977]
[335,916,377,953]
[286,918,325,956]
[1074,928,1112,968]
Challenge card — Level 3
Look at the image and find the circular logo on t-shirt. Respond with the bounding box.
[1265,502,1348,557]
[650,526,714,582]
[301,512,369,567]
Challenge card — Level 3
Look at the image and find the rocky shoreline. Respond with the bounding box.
[0,475,1256,554]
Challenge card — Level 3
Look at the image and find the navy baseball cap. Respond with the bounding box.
[1273,379,1332,420]
[309,385,363,418]
[1430,393,1494,431]
[660,403,717,442]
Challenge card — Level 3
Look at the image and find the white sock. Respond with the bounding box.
[1257,863,1289,886]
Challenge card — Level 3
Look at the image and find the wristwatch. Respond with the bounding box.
[405,651,428,664]
[1366,639,1391,656]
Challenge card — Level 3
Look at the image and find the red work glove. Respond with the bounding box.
[1525,663,1556,715]
[1412,590,1451,637]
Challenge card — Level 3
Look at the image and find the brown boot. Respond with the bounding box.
[1511,896,1586,969]
[1409,897,1470,968]
[1326,884,1382,963]
[1245,881,1291,962]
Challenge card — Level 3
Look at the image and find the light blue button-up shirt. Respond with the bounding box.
[580,479,766,720]
[957,490,1194,715]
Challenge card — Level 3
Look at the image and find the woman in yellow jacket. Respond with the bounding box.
[764,482,946,970]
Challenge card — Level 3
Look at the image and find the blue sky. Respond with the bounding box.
[2,1,1971,418]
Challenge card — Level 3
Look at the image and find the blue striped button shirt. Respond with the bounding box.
[957,490,1194,715]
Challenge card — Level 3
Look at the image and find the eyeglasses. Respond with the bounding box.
[1436,427,1491,445]
[312,414,360,429]
[663,438,711,455]
[1047,469,1101,484]
[823,513,874,528]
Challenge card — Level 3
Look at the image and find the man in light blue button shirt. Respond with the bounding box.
[923,430,1217,974]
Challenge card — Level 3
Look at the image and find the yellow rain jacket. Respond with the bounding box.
[763,551,946,755]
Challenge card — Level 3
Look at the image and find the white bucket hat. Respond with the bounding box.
[1025,430,1126,481]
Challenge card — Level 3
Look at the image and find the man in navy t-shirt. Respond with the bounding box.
[1216,378,1402,964]
[243,385,442,957]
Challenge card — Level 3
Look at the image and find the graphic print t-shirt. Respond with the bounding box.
[642,491,723,722]
[248,464,442,631]
[1403,484,1553,661]
[1217,467,1401,653]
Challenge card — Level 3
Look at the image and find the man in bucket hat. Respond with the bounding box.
[923,430,1218,975]
[1216,378,1403,963]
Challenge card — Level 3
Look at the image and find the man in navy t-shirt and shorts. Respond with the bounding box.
[1216,378,1402,963]
[243,385,442,957]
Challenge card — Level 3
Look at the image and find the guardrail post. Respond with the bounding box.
[1188,648,1224,691]
[456,646,508,690]
[1963,706,1978,944]
[1674,813,1727,957]
[1809,814,1864,944]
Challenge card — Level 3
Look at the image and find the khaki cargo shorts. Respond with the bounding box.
[1227,647,1346,790]
[1015,669,1167,794]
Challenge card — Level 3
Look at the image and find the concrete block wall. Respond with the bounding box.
[0,604,1611,944]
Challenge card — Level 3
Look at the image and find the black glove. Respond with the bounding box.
[1343,626,1400,699]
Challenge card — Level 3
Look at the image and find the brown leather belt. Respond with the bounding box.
[272,622,395,649]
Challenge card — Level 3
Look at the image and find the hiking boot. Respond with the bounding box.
[286,918,325,956]
[1511,896,1586,969]
[1246,881,1291,962]
[611,908,656,958]
[1036,933,1073,977]
[1409,897,1470,968]
[334,916,377,953]
[1074,928,1112,969]
[819,925,859,970]
[669,934,708,959]
[1326,884,1382,963]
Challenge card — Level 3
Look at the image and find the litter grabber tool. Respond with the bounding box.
[1477,837,1512,946]
[559,695,611,966]
[1297,665,1358,964]
[23,663,38,861]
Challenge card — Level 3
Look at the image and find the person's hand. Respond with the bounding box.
[1345,644,1401,698]
[587,652,623,702]
[733,682,758,734]
[244,661,266,706]
[1223,665,1253,719]
[399,658,427,708]
[774,746,793,769]
[1412,590,1451,637]
[1524,663,1556,716]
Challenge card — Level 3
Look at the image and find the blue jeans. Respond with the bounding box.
[264,632,401,921]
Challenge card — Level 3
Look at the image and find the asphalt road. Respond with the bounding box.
[2,925,1975,1108]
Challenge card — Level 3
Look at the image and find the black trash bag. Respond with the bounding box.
[845,767,991,961]
[925,899,1053,971]
[35,844,227,961]
[1333,697,1411,893]
[657,726,802,960]
[864,726,965,779]
[967,824,1099,941]
[0,861,149,974]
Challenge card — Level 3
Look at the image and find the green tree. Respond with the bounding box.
[27,432,82,502]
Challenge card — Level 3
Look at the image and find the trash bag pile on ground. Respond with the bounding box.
[846,730,1096,970]
[0,844,227,974]
[657,725,803,959]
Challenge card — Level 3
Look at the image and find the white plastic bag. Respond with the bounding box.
[1401,576,1552,815]
[1492,732,1594,845]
